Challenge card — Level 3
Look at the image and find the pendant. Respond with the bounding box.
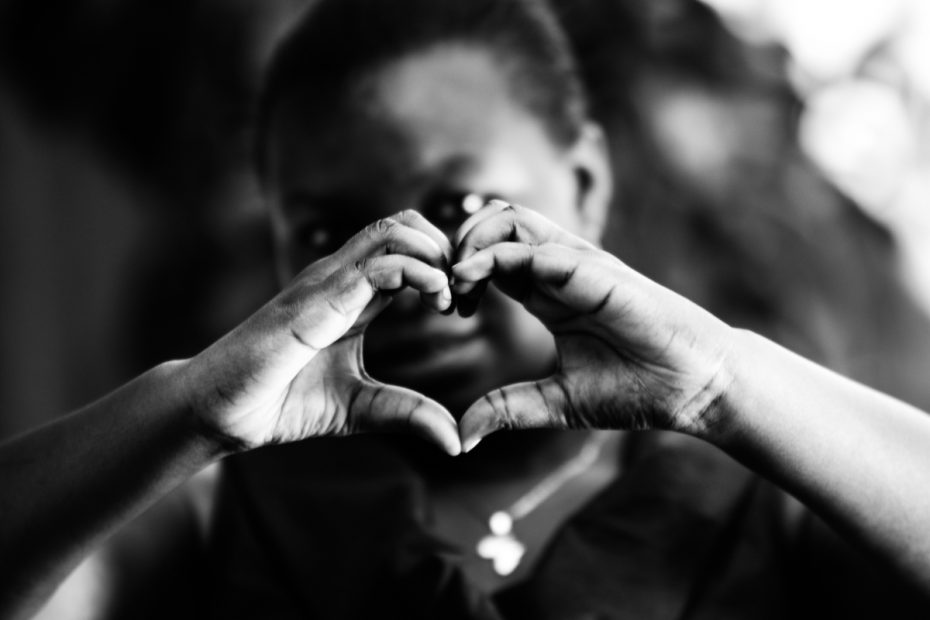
[476,511,526,576]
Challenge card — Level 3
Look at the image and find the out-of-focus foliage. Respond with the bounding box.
[701,0,930,314]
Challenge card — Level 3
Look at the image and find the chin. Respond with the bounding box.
[371,364,491,418]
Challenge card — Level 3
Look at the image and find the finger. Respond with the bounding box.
[453,243,630,326]
[336,213,449,270]
[453,242,606,306]
[388,211,456,316]
[289,254,451,345]
[454,279,487,318]
[350,380,461,455]
[451,242,537,296]
[453,198,508,247]
[392,209,455,269]
[357,255,452,312]
[451,242,536,316]
[459,378,570,452]
[454,200,594,265]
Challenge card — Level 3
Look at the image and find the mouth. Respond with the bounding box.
[367,331,491,381]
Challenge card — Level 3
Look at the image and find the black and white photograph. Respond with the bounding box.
[2,0,930,617]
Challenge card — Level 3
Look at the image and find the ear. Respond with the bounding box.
[568,122,613,245]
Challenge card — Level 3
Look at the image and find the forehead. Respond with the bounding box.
[267,45,563,203]
[366,45,523,166]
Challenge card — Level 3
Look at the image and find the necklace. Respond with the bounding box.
[475,433,612,576]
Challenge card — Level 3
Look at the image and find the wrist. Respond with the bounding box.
[153,358,250,459]
[678,327,763,448]
[665,325,744,443]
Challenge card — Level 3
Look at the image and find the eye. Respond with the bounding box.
[461,193,485,215]
[291,219,356,256]
[424,191,493,226]
[307,228,332,251]
[430,193,462,224]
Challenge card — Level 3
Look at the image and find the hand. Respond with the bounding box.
[452,201,735,451]
[182,210,461,455]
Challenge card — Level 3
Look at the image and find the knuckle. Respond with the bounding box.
[272,287,305,325]
[395,209,420,223]
[368,217,398,238]
[352,259,378,287]
[503,205,519,223]
[491,391,514,430]
[518,243,537,265]
[504,203,527,225]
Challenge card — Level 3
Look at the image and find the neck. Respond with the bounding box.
[423,430,626,593]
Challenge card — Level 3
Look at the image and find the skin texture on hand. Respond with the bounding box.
[450,202,930,594]
[7,204,930,619]
[182,210,461,455]
[451,201,735,451]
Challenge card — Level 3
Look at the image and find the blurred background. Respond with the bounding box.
[2,0,930,441]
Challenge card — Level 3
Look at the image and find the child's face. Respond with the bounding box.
[265,46,601,415]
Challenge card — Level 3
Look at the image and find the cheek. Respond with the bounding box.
[488,293,556,363]
[518,164,583,234]
[271,227,319,286]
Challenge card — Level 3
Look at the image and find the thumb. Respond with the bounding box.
[350,380,462,456]
[459,378,570,452]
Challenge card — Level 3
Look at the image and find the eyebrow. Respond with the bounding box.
[280,154,482,215]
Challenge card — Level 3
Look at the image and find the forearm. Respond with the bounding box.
[705,328,930,589]
[0,360,227,617]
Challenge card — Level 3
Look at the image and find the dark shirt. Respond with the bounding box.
[207,432,923,619]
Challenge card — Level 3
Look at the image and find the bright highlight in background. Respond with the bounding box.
[700,0,930,314]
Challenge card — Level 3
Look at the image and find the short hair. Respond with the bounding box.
[254,0,588,180]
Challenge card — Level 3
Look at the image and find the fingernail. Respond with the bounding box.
[463,436,483,453]
[440,287,452,306]
[488,199,510,209]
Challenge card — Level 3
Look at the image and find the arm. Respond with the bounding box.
[452,200,930,593]
[0,362,217,618]
[717,329,930,590]
[0,210,459,618]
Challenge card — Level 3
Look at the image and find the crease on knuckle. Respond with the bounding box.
[352,259,383,293]
[343,382,366,433]
[368,217,398,239]
[498,388,518,430]
[532,381,558,425]
[323,293,349,318]
[518,243,537,272]
[396,209,420,224]
[504,207,520,242]
[556,375,585,429]
[589,282,618,316]
[288,327,320,353]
